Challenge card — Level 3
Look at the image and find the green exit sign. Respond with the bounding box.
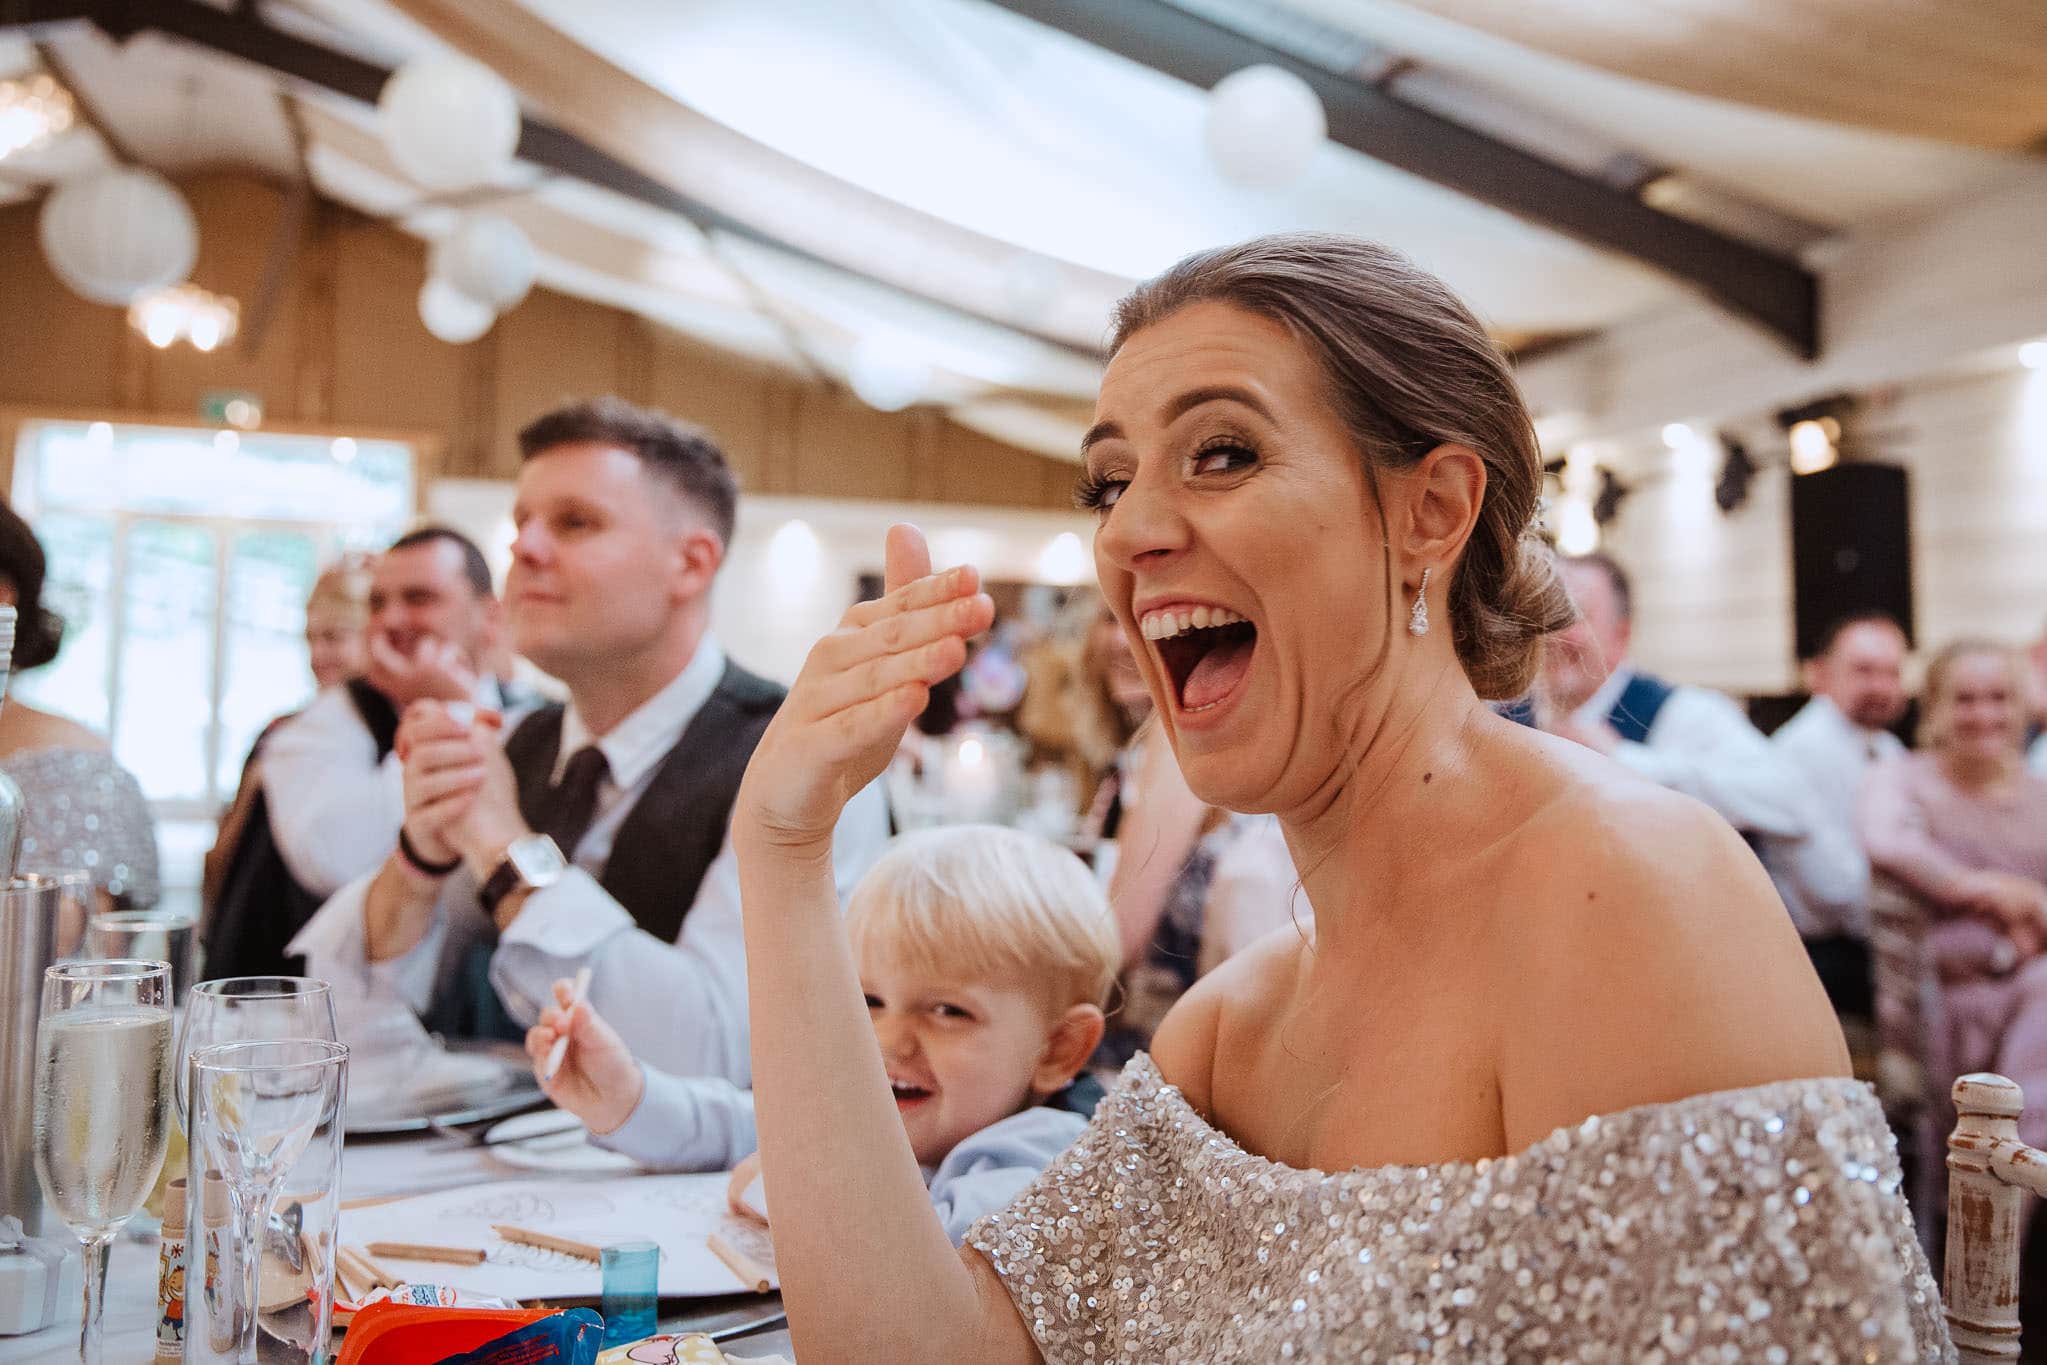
[199,390,263,428]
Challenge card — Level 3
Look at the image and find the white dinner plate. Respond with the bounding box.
[480,1109,644,1175]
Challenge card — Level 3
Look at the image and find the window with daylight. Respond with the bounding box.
[9,419,413,815]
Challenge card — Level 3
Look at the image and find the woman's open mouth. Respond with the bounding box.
[1141,606,1259,714]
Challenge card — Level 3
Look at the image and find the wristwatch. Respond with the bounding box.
[478,834,568,916]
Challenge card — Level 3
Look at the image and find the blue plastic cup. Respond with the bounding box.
[600,1239,661,1346]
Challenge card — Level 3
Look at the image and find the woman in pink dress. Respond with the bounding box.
[1862,639,2047,1145]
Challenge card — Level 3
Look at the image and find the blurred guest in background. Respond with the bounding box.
[0,499,158,934]
[1017,603,1149,822]
[1861,640,2047,1146]
[202,552,373,916]
[295,397,888,1078]
[1766,612,1911,1019]
[304,551,373,690]
[207,529,510,977]
[260,526,509,902]
[1541,552,1811,850]
[2028,617,2047,775]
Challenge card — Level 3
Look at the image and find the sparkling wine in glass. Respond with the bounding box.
[33,959,173,1364]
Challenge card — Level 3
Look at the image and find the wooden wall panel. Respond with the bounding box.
[0,211,127,413]
[1596,362,2047,696]
[0,172,1076,513]
[485,284,633,477]
[325,215,464,480]
[143,178,309,423]
[790,387,919,504]
[641,329,781,494]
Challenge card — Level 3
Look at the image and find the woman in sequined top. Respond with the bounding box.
[0,501,159,938]
[730,235,1947,1361]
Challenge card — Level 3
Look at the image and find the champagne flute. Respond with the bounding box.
[175,977,338,1130]
[186,1039,348,1364]
[32,959,173,1364]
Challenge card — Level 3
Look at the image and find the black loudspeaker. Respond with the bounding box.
[1789,462,1914,662]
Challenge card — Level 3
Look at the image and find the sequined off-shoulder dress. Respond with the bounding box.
[969,1055,1950,1362]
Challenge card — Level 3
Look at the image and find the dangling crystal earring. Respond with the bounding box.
[1408,567,1432,637]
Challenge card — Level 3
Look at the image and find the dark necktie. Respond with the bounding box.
[538,746,609,858]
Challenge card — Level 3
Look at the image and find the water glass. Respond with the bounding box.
[46,870,96,959]
[175,977,338,1130]
[185,1038,348,1365]
[32,959,173,1364]
[85,909,198,1006]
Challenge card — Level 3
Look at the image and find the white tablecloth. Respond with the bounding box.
[4,1132,789,1362]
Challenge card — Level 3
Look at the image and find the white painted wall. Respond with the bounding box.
[426,480,1096,684]
[1583,358,2047,696]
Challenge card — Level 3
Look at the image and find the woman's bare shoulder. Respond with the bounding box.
[1150,926,1307,1119]
[0,704,108,758]
[1489,770,1848,1151]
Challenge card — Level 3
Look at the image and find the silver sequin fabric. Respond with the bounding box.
[970,1054,1951,1363]
[0,747,160,908]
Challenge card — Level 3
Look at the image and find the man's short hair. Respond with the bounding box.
[1809,610,1906,662]
[1562,552,1633,622]
[518,396,738,549]
[387,525,493,599]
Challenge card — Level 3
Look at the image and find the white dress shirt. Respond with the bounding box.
[261,677,511,898]
[1764,696,1904,940]
[290,636,891,1085]
[1573,665,1811,840]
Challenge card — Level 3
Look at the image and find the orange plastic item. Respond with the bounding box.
[334,1302,556,1365]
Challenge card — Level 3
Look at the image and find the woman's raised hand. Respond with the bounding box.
[736,524,994,855]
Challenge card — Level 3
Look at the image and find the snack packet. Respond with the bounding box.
[438,1307,605,1364]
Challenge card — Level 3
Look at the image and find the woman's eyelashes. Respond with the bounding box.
[1190,436,1259,477]
[1076,438,1258,513]
[1075,470,1125,513]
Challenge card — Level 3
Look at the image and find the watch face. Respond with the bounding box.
[507,835,567,885]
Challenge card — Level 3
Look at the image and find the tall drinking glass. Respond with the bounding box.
[32,959,174,1364]
[185,1039,348,1365]
[175,977,338,1130]
[85,909,199,1006]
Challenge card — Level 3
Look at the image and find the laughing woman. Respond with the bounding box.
[733,235,1946,1361]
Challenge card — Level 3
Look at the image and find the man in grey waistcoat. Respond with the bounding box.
[294,397,889,1084]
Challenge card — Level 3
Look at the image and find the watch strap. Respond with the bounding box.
[479,835,564,917]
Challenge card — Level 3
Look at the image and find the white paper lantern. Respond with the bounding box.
[1205,65,1327,191]
[847,339,931,413]
[37,168,198,306]
[418,277,495,344]
[378,57,521,193]
[432,214,536,311]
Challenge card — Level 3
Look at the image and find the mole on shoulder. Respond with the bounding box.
[1422,771,1433,784]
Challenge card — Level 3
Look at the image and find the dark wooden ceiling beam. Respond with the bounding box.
[7,0,1108,363]
[982,0,1820,359]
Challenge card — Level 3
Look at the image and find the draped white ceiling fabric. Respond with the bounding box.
[6,0,2038,460]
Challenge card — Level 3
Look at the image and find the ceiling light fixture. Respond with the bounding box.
[2021,340,2047,371]
[0,73,75,162]
[128,283,240,353]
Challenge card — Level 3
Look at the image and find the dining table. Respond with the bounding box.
[7,1123,792,1362]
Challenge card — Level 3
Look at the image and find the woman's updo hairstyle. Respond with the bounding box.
[1108,233,1575,699]
[0,498,64,670]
